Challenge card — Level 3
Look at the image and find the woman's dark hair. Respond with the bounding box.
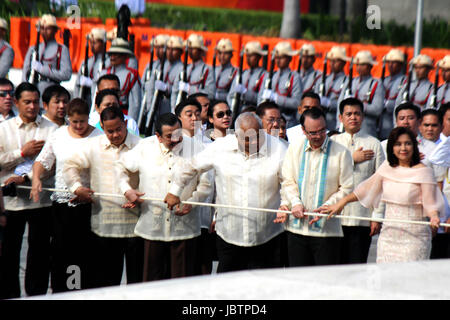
[207,100,230,129]
[95,89,120,108]
[67,98,90,116]
[387,126,421,167]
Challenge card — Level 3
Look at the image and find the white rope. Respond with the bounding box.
[17,185,450,228]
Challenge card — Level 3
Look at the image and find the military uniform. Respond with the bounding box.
[99,64,142,122]
[395,78,433,110]
[0,39,14,78]
[300,67,322,93]
[379,73,406,139]
[257,68,302,128]
[214,62,237,100]
[22,39,72,95]
[74,53,106,105]
[430,82,449,108]
[172,60,216,102]
[337,75,385,138]
[315,71,346,131]
[227,66,266,110]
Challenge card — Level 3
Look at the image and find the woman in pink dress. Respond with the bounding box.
[318,127,445,263]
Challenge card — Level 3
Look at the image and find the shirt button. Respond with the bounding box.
[166,218,169,222]
[169,167,171,170]
[168,180,171,183]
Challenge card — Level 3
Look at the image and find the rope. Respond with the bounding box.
[16,185,450,228]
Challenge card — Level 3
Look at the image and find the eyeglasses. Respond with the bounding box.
[215,110,232,118]
[265,117,282,124]
[0,90,14,98]
[304,127,327,137]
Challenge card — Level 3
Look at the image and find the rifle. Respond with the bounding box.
[381,57,386,84]
[79,34,91,101]
[28,22,41,85]
[144,44,167,137]
[430,62,439,109]
[176,41,189,106]
[319,57,328,98]
[101,34,107,72]
[230,48,245,127]
[262,49,275,103]
[261,44,269,70]
[297,48,303,74]
[344,57,354,98]
[212,45,217,84]
[137,39,154,132]
[402,62,413,103]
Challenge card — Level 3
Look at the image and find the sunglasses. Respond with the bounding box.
[0,90,14,98]
[215,110,232,118]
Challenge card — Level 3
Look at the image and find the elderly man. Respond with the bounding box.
[299,43,322,94]
[116,113,212,280]
[22,14,72,96]
[172,34,215,103]
[0,18,14,78]
[164,112,287,272]
[316,46,350,131]
[0,78,16,123]
[0,83,58,298]
[379,48,406,140]
[63,107,143,288]
[214,38,237,101]
[258,41,303,128]
[98,38,141,122]
[227,41,267,110]
[331,98,384,264]
[396,54,434,110]
[337,50,385,138]
[275,107,353,267]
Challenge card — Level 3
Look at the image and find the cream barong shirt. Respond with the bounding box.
[331,131,385,227]
[63,133,141,238]
[115,135,213,242]
[169,133,287,247]
[281,135,354,237]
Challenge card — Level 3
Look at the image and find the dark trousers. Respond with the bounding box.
[143,237,197,282]
[340,226,372,264]
[216,234,282,273]
[194,228,217,275]
[91,234,144,288]
[0,207,51,299]
[431,233,450,259]
[287,231,342,267]
[50,202,93,293]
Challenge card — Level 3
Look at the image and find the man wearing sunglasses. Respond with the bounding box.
[275,107,353,267]
[0,78,16,123]
[0,18,14,79]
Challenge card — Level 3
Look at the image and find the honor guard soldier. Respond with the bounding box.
[428,55,450,109]
[99,38,141,122]
[337,50,385,138]
[146,35,184,115]
[22,14,72,96]
[0,18,14,78]
[396,54,434,110]
[141,34,170,88]
[317,46,350,131]
[379,49,406,140]
[214,38,237,100]
[172,34,215,101]
[106,27,138,70]
[227,41,267,110]
[74,28,107,106]
[299,43,322,93]
[258,41,302,128]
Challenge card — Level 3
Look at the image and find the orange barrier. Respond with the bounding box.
[7,16,450,87]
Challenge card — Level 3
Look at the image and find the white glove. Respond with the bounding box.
[79,76,93,87]
[320,96,331,108]
[235,84,247,95]
[179,81,190,93]
[31,61,44,73]
[155,80,168,92]
[262,89,274,101]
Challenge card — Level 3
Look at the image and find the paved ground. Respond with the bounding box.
[18,226,378,297]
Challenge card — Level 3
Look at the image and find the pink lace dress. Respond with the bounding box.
[354,161,445,263]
